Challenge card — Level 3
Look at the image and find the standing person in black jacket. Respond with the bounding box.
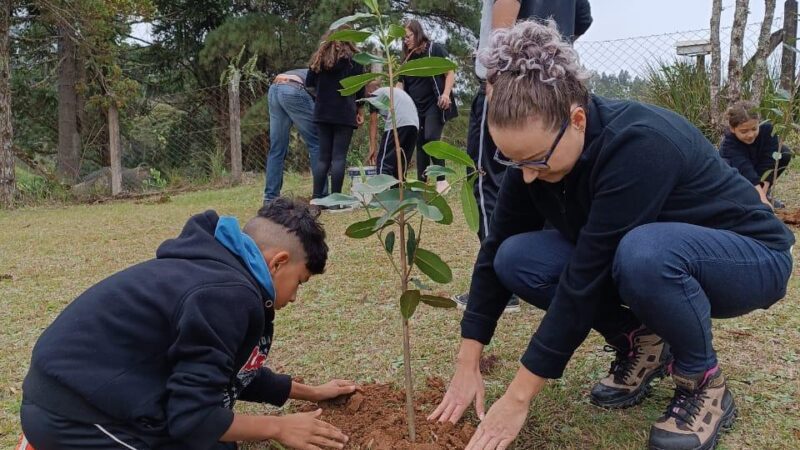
[719,100,793,208]
[429,21,794,450]
[21,199,356,450]
[399,19,458,194]
[306,29,365,205]
[454,0,594,313]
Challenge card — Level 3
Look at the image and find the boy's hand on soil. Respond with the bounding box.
[314,379,361,401]
[427,364,485,424]
[275,409,348,450]
[464,394,528,450]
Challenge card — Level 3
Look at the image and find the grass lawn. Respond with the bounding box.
[1,171,799,449]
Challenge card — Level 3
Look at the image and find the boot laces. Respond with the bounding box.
[664,385,708,427]
[603,344,641,384]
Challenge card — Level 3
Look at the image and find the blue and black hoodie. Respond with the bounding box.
[22,211,292,449]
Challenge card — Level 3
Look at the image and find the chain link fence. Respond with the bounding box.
[10,17,792,203]
[576,17,786,91]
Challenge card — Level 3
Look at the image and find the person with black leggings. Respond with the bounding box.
[399,19,458,193]
[306,29,365,203]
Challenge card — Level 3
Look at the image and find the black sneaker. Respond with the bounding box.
[590,327,672,408]
[453,293,520,313]
[648,366,736,450]
[453,293,469,310]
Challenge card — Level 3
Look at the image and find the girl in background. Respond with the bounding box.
[719,100,793,208]
[306,29,365,206]
[399,19,458,193]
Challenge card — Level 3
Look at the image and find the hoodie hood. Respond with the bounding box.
[156,210,274,302]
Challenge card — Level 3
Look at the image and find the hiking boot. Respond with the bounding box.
[648,366,736,450]
[453,293,521,313]
[590,327,672,408]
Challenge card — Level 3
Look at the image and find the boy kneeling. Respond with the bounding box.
[21,198,352,450]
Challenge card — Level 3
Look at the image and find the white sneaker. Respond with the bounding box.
[436,180,451,194]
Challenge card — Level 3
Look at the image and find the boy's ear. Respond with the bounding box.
[267,250,291,272]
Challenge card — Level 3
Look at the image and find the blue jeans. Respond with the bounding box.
[494,224,792,375]
[265,83,324,201]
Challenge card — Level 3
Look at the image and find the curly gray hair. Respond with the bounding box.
[479,19,590,130]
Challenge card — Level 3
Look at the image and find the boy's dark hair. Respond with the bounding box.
[257,198,328,274]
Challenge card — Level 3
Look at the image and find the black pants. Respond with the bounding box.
[20,399,236,450]
[314,123,354,198]
[416,113,446,182]
[377,126,418,179]
[466,83,509,241]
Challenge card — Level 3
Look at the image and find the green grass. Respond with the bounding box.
[1,172,799,449]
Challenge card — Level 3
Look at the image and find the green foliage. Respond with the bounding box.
[400,289,421,319]
[588,70,647,100]
[642,61,716,140]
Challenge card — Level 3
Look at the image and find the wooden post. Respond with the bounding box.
[781,0,798,91]
[0,0,14,208]
[108,102,122,196]
[228,71,242,183]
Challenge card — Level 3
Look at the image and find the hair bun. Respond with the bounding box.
[479,19,588,85]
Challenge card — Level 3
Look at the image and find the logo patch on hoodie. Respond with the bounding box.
[222,335,272,409]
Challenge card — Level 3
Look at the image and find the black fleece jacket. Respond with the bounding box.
[306,57,364,128]
[461,96,794,379]
[719,122,781,185]
[520,0,593,40]
[23,211,291,450]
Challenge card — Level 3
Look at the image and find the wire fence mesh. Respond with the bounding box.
[9,16,794,202]
[576,17,785,85]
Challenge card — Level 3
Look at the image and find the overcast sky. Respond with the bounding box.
[581,1,783,41]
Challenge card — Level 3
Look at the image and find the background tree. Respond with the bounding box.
[710,0,723,131]
[752,0,777,104]
[727,0,750,104]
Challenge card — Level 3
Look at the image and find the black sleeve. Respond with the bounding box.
[720,134,760,184]
[755,123,781,181]
[238,367,292,406]
[431,42,450,58]
[522,126,683,379]
[165,285,260,448]
[574,0,593,38]
[304,67,318,98]
[352,61,366,100]
[461,169,545,344]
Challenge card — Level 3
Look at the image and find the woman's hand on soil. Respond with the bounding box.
[275,409,348,450]
[437,94,451,110]
[313,379,361,401]
[464,394,529,450]
[427,363,485,424]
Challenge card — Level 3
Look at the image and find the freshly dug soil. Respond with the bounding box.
[301,378,476,449]
[777,208,800,225]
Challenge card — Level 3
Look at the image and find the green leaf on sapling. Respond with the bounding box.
[414,248,452,283]
[400,289,421,319]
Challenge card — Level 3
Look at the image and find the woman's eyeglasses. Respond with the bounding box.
[493,117,570,170]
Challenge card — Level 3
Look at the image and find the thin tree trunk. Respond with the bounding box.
[710,0,723,132]
[727,0,750,104]
[781,0,798,91]
[56,24,81,181]
[108,102,122,195]
[753,0,777,104]
[228,70,242,183]
[0,0,14,207]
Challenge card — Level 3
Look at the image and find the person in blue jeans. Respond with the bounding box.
[429,21,794,450]
[264,69,326,205]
